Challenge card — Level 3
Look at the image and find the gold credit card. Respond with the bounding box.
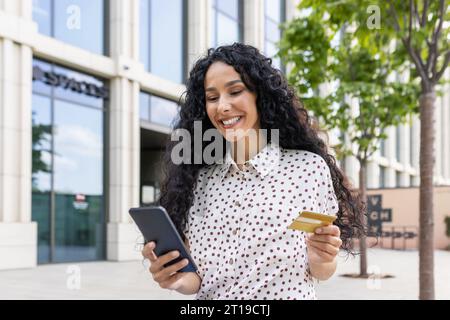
[288,211,337,233]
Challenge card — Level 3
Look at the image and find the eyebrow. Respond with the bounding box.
[205,79,243,92]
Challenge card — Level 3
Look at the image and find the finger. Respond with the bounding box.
[315,225,340,237]
[159,272,185,290]
[307,241,337,261]
[154,259,189,282]
[307,238,339,256]
[150,250,180,274]
[308,234,342,248]
[142,242,158,262]
[310,245,336,262]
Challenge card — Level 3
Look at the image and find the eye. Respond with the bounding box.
[230,90,242,96]
[206,96,218,102]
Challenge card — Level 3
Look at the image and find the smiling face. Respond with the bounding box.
[204,61,260,142]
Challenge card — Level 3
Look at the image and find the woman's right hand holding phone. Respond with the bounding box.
[142,241,201,295]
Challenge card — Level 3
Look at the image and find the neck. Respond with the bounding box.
[231,132,266,167]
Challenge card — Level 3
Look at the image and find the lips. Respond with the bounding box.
[220,116,243,129]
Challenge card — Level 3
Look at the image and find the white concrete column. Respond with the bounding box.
[244,0,265,51]
[107,0,141,261]
[339,96,360,187]
[399,123,410,187]
[344,155,360,188]
[366,160,379,189]
[384,126,396,187]
[0,0,37,270]
[187,0,210,72]
[399,123,409,164]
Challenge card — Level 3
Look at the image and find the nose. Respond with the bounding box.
[217,97,231,114]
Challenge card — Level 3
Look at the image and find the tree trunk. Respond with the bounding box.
[359,160,368,277]
[419,91,436,300]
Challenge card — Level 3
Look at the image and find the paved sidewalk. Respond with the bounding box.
[0,249,449,300]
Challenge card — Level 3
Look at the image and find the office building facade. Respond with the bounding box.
[0,0,448,270]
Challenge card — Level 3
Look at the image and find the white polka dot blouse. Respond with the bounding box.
[184,142,339,300]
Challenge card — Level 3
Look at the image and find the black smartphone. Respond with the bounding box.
[129,206,197,272]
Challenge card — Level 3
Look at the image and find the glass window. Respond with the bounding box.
[32,59,52,95]
[380,138,386,157]
[32,95,52,264]
[217,0,239,18]
[53,64,105,108]
[217,13,240,47]
[264,0,285,70]
[265,19,280,42]
[32,0,105,55]
[379,166,385,188]
[31,58,106,264]
[140,0,185,83]
[409,124,414,165]
[139,0,150,72]
[150,95,180,128]
[139,92,150,121]
[140,92,180,128]
[396,125,401,162]
[211,0,242,47]
[32,59,107,109]
[53,100,104,262]
[32,0,51,36]
[396,171,402,187]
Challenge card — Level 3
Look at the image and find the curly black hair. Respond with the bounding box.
[158,43,366,254]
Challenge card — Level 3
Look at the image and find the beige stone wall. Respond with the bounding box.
[366,187,450,250]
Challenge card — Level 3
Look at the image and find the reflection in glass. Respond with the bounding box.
[32,0,51,36]
[140,0,184,83]
[32,60,52,96]
[216,0,238,19]
[150,0,183,83]
[217,13,239,47]
[31,58,106,264]
[54,0,104,55]
[32,95,52,264]
[211,0,242,47]
[264,0,283,70]
[265,19,280,42]
[139,0,150,71]
[140,92,179,128]
[150,95,180,128]
[265,41,281,70]
[265,0,281,22]
[32,0,105,55]
[53,100,104,262]
[52,64,105,108]
[140,92,150,121]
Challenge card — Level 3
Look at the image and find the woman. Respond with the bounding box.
[142,43,365,300]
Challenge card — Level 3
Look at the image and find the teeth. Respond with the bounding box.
[222,117,241,126]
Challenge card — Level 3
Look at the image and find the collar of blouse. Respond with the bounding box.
[217,142,281,182]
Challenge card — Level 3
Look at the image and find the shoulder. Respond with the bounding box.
[281,148,328,168]
[280,148,332,181]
